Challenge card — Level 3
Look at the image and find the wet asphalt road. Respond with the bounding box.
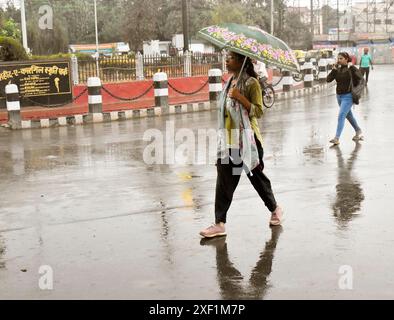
[1,65,394,299]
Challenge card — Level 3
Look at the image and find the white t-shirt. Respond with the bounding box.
[253,60,268,78]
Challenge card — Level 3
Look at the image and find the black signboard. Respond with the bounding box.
[0,59,72,108]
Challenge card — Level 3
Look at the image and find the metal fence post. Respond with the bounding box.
[153,72,168,108]
[303,58,314,88]
[71,54,79,85]
[311,57,317,72]
[318,56,328,83]
[184,51,191,77]
[327,51,334,73]
[299,61,305,74]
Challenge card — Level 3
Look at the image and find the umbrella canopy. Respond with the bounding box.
[198,23,300,72]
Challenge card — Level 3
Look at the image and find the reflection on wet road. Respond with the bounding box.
[201,226,282,300]
[332,143,364,228]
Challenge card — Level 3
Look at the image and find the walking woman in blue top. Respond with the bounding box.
[359,47,373,84]
[327,52,364,145]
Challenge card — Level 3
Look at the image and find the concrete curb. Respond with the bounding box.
[1,84,335,130]
[274,83,335,101]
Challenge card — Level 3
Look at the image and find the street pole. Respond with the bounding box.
[366,0,369,32]
[310,0,314,37]
[182,0,189,52]
[94,0,100,77]
[337,0,340,47]
[20,0,29,53]
[270,0,274,35]
[385,0,392,33]
[373,1,376,32]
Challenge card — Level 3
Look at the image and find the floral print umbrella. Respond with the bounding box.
[198,23,300,72]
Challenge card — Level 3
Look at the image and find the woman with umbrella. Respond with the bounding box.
[199,50,283,238]
[327,52,364,145]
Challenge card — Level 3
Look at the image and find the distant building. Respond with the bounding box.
[172,34,184,51]
[352,1,394,33]
[312,1,394,50]
[143,35,216,56]
[172,34,216,54]
[143,40,172,56]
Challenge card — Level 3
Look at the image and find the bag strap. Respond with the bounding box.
[347,67,354,92]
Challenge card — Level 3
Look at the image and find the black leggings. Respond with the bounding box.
[214,137,278,224]
[360,67,370,83]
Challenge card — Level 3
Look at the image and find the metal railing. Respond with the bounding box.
[75,52,224,84]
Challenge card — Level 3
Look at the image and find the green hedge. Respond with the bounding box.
[0,36,28,61]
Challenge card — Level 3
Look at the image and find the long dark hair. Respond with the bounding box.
[233,52,258,78]
[338,52,351,63]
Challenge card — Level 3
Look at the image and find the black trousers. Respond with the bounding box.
[360,67,370,83]
[215,137,278,224]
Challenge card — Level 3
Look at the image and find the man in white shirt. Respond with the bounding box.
[252,59,268,79]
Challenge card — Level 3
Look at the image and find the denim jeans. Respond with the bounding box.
[335,93,361,138]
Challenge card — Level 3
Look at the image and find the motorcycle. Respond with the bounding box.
[259,76,275,109]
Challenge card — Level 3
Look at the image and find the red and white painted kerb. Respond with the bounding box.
[2,69,334,130]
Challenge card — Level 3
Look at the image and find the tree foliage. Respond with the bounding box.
[1,2,21,41]
[0,18,21,40]
[0,36,28,61]
[0,0,314,54]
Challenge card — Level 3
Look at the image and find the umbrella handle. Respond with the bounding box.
[234,56,248,87]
